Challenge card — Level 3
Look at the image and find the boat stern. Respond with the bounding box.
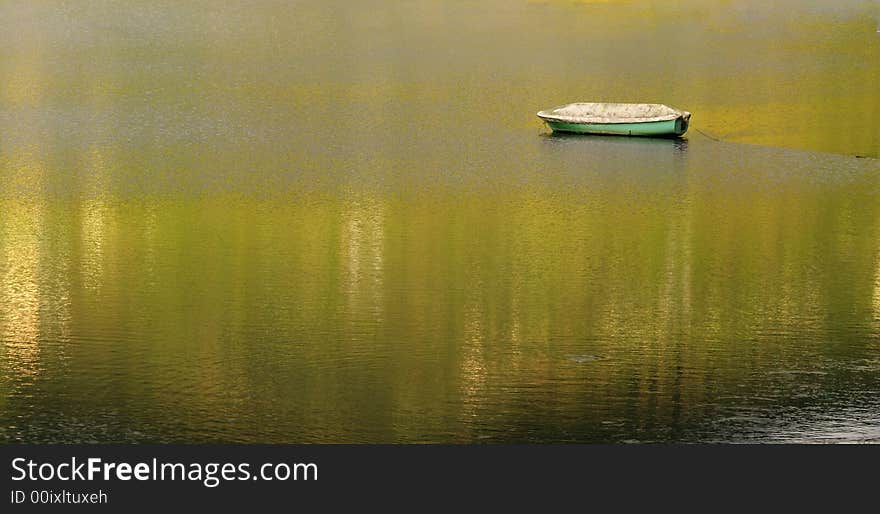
[675,112,691,136]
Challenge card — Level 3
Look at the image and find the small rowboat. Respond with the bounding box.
[537,102,691,137]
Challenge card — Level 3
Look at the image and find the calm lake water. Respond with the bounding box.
[1,0,879,443]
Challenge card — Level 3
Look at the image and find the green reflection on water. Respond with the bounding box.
[1,0,879,442]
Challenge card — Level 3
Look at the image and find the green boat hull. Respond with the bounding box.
[545,117,688,137]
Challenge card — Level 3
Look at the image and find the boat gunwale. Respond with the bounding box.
[537,102,690,125]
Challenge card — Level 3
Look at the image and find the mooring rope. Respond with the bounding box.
[693,127,722,142]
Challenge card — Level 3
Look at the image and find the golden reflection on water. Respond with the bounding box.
[80,199,107,292]
[342,194,385,322]
[0,199,44,381]
[459,300,487,426]
[873,231,880,324]
[1,162,879,441]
